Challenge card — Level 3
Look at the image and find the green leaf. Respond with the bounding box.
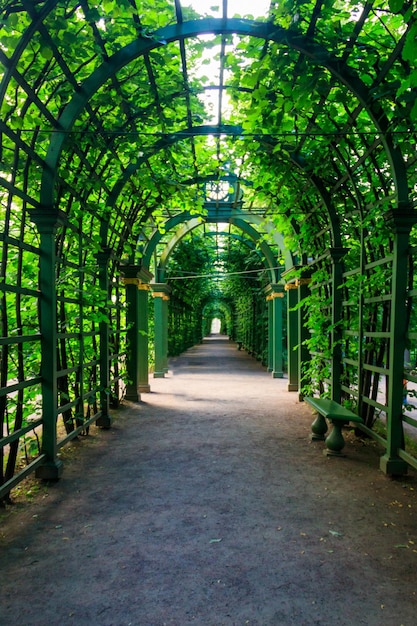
[388,0,404,11]
[402,23,417,64]
[410,98,417,122]
[40,46,53,60]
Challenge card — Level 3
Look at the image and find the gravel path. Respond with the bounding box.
[1,336,417,625]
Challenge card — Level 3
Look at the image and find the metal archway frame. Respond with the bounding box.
[156,217,280,283]
[40,17,409,213]
[139,207,293,284]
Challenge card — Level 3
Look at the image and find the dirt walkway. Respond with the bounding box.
[1,336,417,626]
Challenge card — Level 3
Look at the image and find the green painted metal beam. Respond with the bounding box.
[41,18,408,215]
[29,208,67,480]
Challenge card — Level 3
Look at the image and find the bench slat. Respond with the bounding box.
[305,397,363,424]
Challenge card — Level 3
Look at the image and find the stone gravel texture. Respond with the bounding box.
[1,336,417,626]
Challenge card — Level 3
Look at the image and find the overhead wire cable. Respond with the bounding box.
[166,266,282,279]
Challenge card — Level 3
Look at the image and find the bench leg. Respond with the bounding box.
[324,421,346,456]
[311,412,328,441]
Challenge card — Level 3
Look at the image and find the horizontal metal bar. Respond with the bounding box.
[407,289,417,298]
[56,391,98,416]
[342,358,359,366]
[397,448,417,472]
[342,330,359,336]
[57,331,100,340]
[362,363,389,375]
[58,260,96,275]
[109,375,124,384]
[57,360,99,378]
[363,294,392,304]
[0,234,40,254]
[340,385,358,397]
[0,334,41,345]
[343,267,360,278]
[362,331,390,338]
[355,422,387,447]
[364,255,393,270]
[57,411,102,449]
[56,295,79,304]
[0,282,39,296]
[0,418,43,448]
[0,454,46,501]
[360,396,387,412]
[0,377,42,398]
[57,365,81,377]
[402,415,417,428]
[0,177,41,209]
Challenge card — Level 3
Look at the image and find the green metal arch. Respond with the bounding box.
[141,209,293,271]
[202,299,233,335]
[110,131,340,250]
[40,17,409,210]
[156,216,280,283]
[140,207,294,282]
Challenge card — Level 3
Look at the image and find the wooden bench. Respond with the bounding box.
[304,397,364,456]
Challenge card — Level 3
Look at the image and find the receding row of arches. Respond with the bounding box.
[1,1,417,501]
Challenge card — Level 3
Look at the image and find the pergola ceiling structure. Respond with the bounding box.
[1,0,417,495]
[1,0,415,264]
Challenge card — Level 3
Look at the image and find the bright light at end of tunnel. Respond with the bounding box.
[183,0,271,18]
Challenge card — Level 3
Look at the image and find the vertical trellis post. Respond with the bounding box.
[380,208,417,476]
[152,283,171,378]
[330,248,349,403]
[266,293,273,372]
[30,208,67,480]
[285,282,299,392]
[265,284,284,378]
[123,271,141,402]
[123,266,152,397]
[96,249,112,428]
[297,273,311,401]
[138,278,152,393]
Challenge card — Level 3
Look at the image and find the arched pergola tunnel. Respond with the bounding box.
[126,195,290,388]
[1,0,417,501]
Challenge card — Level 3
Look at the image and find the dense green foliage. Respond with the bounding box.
[1,0,417,495]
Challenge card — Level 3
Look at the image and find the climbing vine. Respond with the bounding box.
[1,0,417,498]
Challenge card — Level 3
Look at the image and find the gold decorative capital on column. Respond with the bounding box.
[284,283,298,290]
[123,277,140,286]
[138,281,151,291]
[295,278,311,287]
[266,292,285,301]
[152,292,170,301]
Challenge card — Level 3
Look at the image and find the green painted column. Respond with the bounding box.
[123,267,153,396]
[163,294,169,373]
[265,284,284,378]
[380,208,417,476]
[96,249,112,429]
[30,208,67,480]
[123,274,141,402]
[285,283,299,392]
[138,281,151,393]
[266,296,273,372]
[152,283,171,378]
[329,248,349,403]
[272,288,284,378]
[297,276,311,401]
